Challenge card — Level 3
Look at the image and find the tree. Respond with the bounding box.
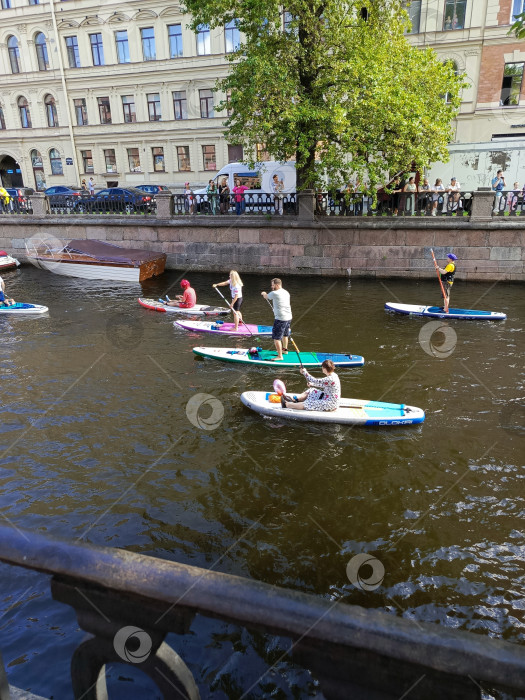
[183,0,465,191]
[510,11,525,38]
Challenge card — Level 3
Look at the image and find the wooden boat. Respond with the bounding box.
[0,251,20,272]
[25,239,166,282]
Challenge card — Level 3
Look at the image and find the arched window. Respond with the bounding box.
[49,148,63,175]
[0,107,5,130]
[18,96,32,128]
[35,32,49,71]
[44,94,58,127]
[7,36,20,74]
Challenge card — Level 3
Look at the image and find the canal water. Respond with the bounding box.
[0,265,523,698]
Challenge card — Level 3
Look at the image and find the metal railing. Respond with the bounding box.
[0,526,524,699]
[172,192,298,216]
[493,190,525,216]
[0,196,32,215]
[46,193,156,216]
[316,191,473,217]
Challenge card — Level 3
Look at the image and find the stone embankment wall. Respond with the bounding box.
[2,216,524,281]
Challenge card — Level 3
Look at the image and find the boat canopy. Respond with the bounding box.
[65,240,166,266]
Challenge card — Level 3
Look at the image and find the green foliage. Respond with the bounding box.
[510,11,525,38]
[183,0,466,190]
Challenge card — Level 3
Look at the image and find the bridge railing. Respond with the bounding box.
[0,526,524,699]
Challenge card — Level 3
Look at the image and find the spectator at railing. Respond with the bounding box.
[184,182,194,215]
[447,176,461,212]
[507,182,521,213]
[491,170,506,213]
[431,178,445,216]
[219,177,230,214]
[206,180,218,215]
[232,178,248,216]
[403,177,417,215]
[391,176,402,216]
[417,177,431,214]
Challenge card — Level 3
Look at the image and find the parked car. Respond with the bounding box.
[5,187,34,213]
[45,185,83,211]
[75,187,154,214]
[135,184,171,195]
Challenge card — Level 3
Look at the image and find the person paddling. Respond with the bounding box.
[281,360,340,411]
[213,270,243,331]
[261,278,292,361]
[437,253,457,313]
[164,279,196,308]
[0,275,15,306]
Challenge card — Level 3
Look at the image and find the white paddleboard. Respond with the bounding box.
[385,302,506,321]
[0,303,48,314]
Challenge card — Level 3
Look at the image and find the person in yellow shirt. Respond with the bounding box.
[0,186,11,213]
[437,253,457,313]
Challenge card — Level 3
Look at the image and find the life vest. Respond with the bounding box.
[441,263,456,284]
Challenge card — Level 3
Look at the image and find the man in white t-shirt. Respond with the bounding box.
[447,176,461,212]
[261,278,292,361]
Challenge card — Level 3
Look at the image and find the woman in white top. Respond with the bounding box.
[432,178,445,216]
[213,270,244,331]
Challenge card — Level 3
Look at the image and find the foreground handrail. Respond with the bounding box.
[0,525,524,695]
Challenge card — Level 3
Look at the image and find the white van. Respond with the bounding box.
[195,161,296,195]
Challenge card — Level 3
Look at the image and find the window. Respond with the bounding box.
[444,61,459,103]
[18,97,32,128]
[45,94,58,127]
[127,148,142,172]
[147,93,161,121]
[225,19,240,53]
[29,0,39,4]
[177,145,190,171]
[65,36,80,68]
[196,24,210,55]
[141,27,156,61]
[172,91,187,119]
[1,0,12,8]
[115,30,130,63]
[81,150,93,173]
[405,1,421,34]
[90,33,104,66]
[0,107,5,130]
[97,96,111,124]
[199,89,214,118]
[228,144,243,162]
[512,0,525,21]
[122,95,136,123]
[152,147,165,172]
[443,0,466,30]
[168,24,183,58]
[283,11,293,32]
[104,149,117,173]
[202,145,216,171]
[35,32,49,70]
[256,143,270,161]
[49,148,63,175]
[74,98,88,126]
[501,63,524,106]
[226,90,233,117]
[8,36,20,74]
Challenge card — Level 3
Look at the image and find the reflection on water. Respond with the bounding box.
[0,266,524,697]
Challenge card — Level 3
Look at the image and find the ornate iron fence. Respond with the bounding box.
[315,191,473,217]
[493,190,525,216]
[172,192,298,216]
[0,527,524,699]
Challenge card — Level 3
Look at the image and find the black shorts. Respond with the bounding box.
[272,319,291,340]
[232,297,243,312]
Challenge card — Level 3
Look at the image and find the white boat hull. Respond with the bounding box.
[26,256,140,282]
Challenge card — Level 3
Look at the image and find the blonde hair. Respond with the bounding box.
[229,270,243,288]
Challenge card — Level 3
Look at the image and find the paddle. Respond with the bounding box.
[430,248,448,312]
[213,284,254,336]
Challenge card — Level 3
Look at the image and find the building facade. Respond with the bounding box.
[0,0,524,191]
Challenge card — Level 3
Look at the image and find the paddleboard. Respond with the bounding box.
[175,320,273,336]
[241,391,425,426]
[0,303,48,314]
[138,298,229,315]
[193,346,365,367]
[385,302,506,321]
